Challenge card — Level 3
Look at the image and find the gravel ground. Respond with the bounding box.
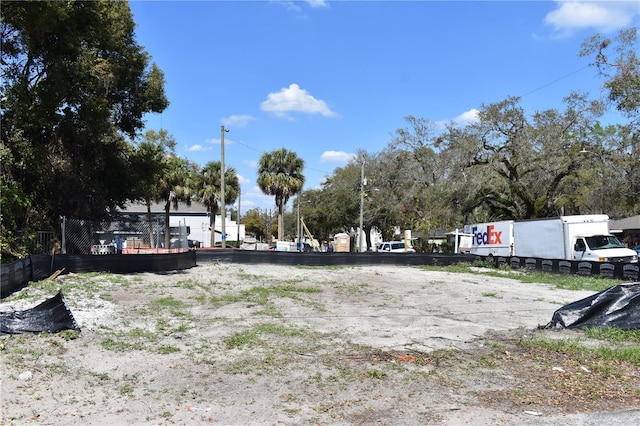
[1,262,639,425]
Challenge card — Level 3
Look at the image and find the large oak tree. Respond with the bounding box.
[1,0,168,256]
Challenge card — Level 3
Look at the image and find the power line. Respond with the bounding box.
[519,65,591,99]
[230,137,331,175]
[226,66,594,177]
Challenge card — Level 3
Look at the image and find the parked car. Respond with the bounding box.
[376,241,415,253]
[633,245,640,255]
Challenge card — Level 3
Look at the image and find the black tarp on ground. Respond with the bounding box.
[546,282,640,330]
[0,291,81,334]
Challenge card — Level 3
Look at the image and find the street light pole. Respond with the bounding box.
[359,160,365,252]
[221,125,229,249]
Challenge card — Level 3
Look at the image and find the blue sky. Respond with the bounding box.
[129,0,640,214]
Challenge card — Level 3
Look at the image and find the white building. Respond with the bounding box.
[122,201,245,248]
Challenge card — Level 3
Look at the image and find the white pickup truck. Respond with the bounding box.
[376,241,415,253]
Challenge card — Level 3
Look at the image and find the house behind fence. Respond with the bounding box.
[62,216,188,255]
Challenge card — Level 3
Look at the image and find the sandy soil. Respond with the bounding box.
[1,262,639,425]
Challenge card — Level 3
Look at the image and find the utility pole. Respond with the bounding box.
[359,160,365,252]
[297,198,301,252]
[237,186,241,247]
[221,125,228,249]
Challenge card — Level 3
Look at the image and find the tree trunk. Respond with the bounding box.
[277,202,285,241]
[365,225,373,251]
[164,201,171,248]
[209,207,217,248]
[146,201,155,248]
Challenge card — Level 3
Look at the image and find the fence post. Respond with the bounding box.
[61,216,66,254]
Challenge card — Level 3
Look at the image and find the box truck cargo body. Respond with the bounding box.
[469,215,638,263]
[469,221,514,257]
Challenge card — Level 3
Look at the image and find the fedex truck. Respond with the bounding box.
[469,215,638,263]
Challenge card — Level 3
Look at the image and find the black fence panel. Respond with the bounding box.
[490,255,639,281]
[195,250,476,266]
[52,251,197,274]
[31,254,54,281]
[1,257,32,298]
[1,252,197,299]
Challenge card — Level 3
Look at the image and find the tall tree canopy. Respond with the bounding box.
[440,94,606,220]
[580,27,640,126]
[129,129,176,248]
[1,0,168,256]
[257,148,305,241]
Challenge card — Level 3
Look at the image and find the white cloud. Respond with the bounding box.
[260,83,339,119]
[236,174,251,185]
[272,0,329,12]
[545,1,637,36]
[434,108,479,129]
[245,186,276,204]
[187,144,211,152]
[222,115,255,128]
[454,108,480,124]
[320,150,355,163]
[204,135,236,146]
[305,0,329,7]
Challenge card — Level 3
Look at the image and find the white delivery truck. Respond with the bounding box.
[469,215,638,263]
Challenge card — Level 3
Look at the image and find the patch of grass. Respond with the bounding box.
[584,327,640,343]
[342,282,371,296]
[364,369,386,379]
[192,294,207,304]
[595,345,640,364]
[210,284,323,314]
[275,284,321,295]
[519,336,588,355]
[418,262,620,292]
[58,330,81,340]
[518,334,640,365]
[127,327,158,341]
[174,278,199,289]
[255,304,283,317]
[151,296,184,308]
[119,383,134,395]
[514,271,617,292]
[209,293,243,307]
[157,345,181,354]
[101,337,144,352]
[235,270,263,281]
[223,324,303,349]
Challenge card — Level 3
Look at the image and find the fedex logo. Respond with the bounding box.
[472,225,503,245]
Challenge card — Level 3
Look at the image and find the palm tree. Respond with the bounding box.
[156,155,197,249]
[257,148,305,242]
[197,161,239,247]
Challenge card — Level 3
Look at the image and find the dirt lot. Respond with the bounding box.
[1,262,639,425]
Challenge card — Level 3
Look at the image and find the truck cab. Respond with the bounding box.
[573,235,638,263]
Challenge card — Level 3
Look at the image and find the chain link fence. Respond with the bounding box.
[62,216,189,255]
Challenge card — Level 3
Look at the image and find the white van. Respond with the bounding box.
[377,241,415,253]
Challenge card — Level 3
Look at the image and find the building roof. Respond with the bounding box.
[610,215,640,231]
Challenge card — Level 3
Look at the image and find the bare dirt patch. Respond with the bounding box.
[2,263,639,425]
